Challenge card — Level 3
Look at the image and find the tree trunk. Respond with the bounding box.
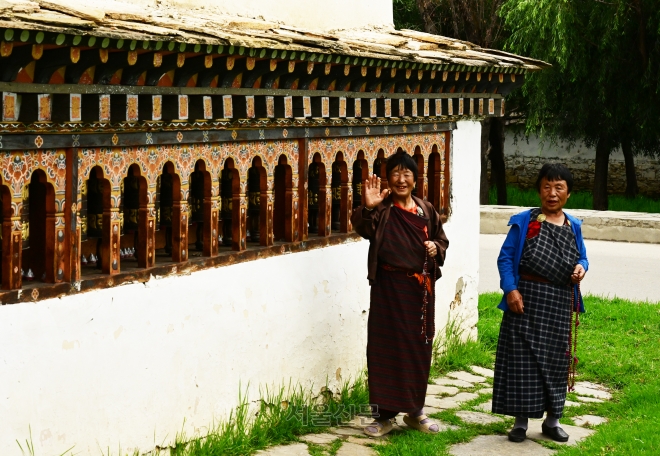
[416,0,438,34]
[489,117,507,205]
[621,138,639,199]
[480,118,491,205]
[593,136,611,210]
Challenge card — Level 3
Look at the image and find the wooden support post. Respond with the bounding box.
[298,139,308,241]
[102,203,121,275]
[202,194,218,256]
[2,216,22,290]
[136,204,156,268]
[284,172,296,242]
[318,171,331,237]
[65,148,80,282]
[339,182,352,233]
[260,177,274,246]
[172,195,189,262]
[232,191,247,251]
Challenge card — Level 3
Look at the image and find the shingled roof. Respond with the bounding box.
[0,0,548,71]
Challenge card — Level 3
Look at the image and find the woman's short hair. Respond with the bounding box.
[386,150,418,181]
[536,163,574,193]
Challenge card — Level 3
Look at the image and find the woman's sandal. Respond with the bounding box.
[363,419,394,437]
[403,414,439,434]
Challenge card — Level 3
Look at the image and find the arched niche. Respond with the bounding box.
[427,144,442,212]
[121,163,149,268]
[157,161,181,259]
[220,158,242,250]
[331,152,350,233]
[412,145,426,200]
[274,154,294,242]
[80,166,113,274]
[189,159,216,257]
[308,153,329,237]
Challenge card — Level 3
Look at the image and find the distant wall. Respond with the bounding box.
[498,132,660,197]
[166,0,395,31]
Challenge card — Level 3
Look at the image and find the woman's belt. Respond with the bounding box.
[519,273,552,284]
[381,263,432,295]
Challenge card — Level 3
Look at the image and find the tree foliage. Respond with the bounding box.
[501,0,660,205]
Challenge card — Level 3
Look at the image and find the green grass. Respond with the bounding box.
[488,185,660,213]
[170,377,370,456]
[377,293,660,455]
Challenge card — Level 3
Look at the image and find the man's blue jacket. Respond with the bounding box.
[497,209,589,312]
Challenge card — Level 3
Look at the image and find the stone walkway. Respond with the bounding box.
[256,366,612,455]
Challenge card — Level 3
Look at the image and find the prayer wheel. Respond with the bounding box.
[308,163,319,234]
[247,167,260,243]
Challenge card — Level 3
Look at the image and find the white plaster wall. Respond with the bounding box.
[0,123,481,456]
[166,0,395,31]
[439,121,481,339]
[0,242,372,455]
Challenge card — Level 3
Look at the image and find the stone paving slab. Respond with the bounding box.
[346,436,387,446]
[335,442,377,455]
[449,435,555,456]
[426,384,459,396]
[426,392,478,409]
[455,411,504,425]
[299,433,340,445]
[397,416,460,432]
[474,400,493,412]
[255,443,311,456]
[476,387,493,395]
[564,400,580,407]
[573,415,608,427]
[447,371,487,383]
[527,420,595,446]
[573,385,612,400]
[432,377,475,388]
[470,366,495,378]
[575,396,604,403]
[332,427,365,436]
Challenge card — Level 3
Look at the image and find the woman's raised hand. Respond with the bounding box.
[363,174,390,209]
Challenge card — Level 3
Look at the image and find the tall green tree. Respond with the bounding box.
[394,0,511,205]
[501,0,660,208]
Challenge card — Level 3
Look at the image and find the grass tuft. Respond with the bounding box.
[170,376,369,456]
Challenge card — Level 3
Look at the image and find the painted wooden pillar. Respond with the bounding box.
[298,139,309,241]
[203,192,219,257]
[102,193,121,275]
[284,169,298,242]
[136,202,156,268]
[318,167,331,237]
[44,207,67,283]
[2,211,22,290]
[291,170,300,241]
[339,175,352,233]
[430,155,442,210]
[260,176,274,246]
[232,174,247,251]
[172,183,189,263]
[65,149,80,282]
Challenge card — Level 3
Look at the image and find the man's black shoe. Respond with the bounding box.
[507,427,527,442]
[541,422,570,442]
